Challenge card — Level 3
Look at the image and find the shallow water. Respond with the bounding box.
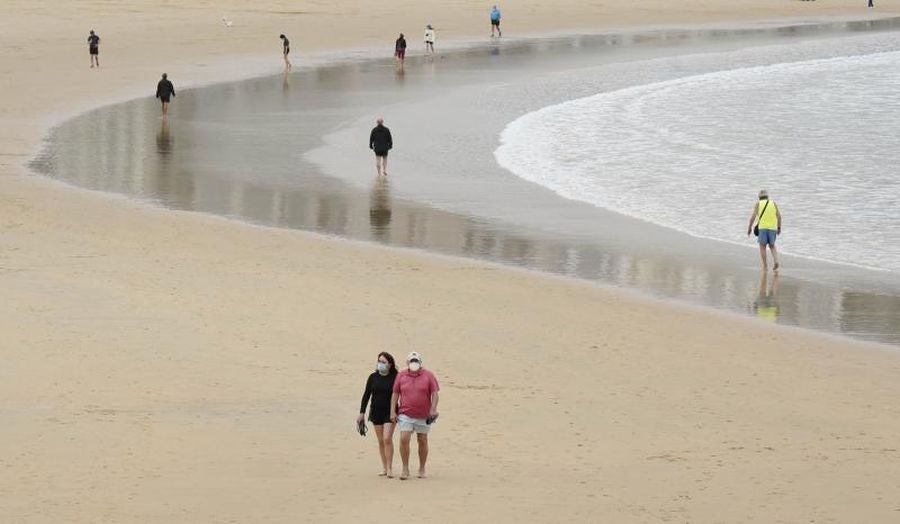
[497,49,900,273]
[31,18,900,345]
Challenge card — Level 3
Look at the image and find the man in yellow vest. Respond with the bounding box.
[747,189,782,271]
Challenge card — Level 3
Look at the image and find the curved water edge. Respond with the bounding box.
[495,50,900,273]
[30,18,900,346]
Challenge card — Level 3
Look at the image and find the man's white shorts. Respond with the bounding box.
[397,414,430,434]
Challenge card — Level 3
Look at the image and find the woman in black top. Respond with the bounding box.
[357,351,398,477]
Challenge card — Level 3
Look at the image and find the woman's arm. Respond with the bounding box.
[358,374,373,420]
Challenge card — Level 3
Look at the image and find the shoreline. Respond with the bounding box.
[5,2,900,522]
[34,17,900,346]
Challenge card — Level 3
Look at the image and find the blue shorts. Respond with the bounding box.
[758,229,777,246]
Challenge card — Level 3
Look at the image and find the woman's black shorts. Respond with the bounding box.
[374,150,389,158]
[369,410,392,425]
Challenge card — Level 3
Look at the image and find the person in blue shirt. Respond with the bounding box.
[490,5,502,37]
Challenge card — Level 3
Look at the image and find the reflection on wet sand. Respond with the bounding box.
[369,177,392,240]
[753,271,780,323]
[30,20,900,345]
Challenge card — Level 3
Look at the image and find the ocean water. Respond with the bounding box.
[32,20,900,344]
[496,49,900,273]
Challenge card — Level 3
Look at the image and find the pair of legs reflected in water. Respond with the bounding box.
[369,176,392,241]
[754,270,780,322]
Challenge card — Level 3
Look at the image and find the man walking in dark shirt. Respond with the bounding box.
[88,30,100,68]
[369,118,393,176]
[156,73,176,117]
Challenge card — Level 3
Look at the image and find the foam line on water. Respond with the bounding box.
[495,49,900,273]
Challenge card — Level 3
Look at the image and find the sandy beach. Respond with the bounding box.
[3,1,900,522]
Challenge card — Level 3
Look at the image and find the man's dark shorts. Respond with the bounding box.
[90,46,99,55]
[492,20,500,27]
[374,150,389,158]
[159,95,171,103]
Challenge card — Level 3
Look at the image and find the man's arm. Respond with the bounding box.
[369,129,375,149]
[430,391,439,417]
[389,391,399,422]
[776,206,782,233]
[386,129,393,150]
[747,204,758,235]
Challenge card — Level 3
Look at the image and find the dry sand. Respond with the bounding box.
[3,1,900,522]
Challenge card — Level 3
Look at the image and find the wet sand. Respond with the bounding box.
[5,1,900,522]
[34,19,900,345]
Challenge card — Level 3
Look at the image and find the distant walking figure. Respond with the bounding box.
[369,118,393,176]
[490,5,502,37]
[395,33,407,63]
[280,34,291,69]
[88,30,100,68]
[424,25,435,54]
[156,73,176,117]
[747,189,782,271]
[869,0,874,7]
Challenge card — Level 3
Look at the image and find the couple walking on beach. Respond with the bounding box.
[357,351,440,480]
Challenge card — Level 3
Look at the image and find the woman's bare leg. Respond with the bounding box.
[382,422,395,477]
[373,425,387,475]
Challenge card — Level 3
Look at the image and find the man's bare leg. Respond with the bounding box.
[399,431,412,479]
[382,155,388,176]
[758,244,768,270]
[383,422,395,478]
[416,433,428,478]
[770,244,780,271]
[375,156,382,176]
[161,101,168,116]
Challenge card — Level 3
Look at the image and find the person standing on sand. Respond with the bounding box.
[88,30,100,68]
[369,118,393,176]
[280,34,292,70]
[156,73,176,117]
[747,189,782,272]
[395,33,407,63]
[490,5,502,37]
[390,352,439,480]
[424,25,435,54]
[358,352,399,478]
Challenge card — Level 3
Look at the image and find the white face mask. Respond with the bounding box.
[408,361,421,372]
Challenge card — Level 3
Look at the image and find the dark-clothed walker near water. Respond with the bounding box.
[369,118,393,177]
[280,34,291,70]
[395,33,407,64]
[88,30,100,68]
[156,73,176,117]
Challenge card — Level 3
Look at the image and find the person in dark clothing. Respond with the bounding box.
[369,118,393,176]
[88,30,100,68]
[357,351,399,477]
[394,33,407,63]
[156,73,176,116]
[279,34,291,70]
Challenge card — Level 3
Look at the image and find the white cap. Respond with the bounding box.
[407,351,422,362]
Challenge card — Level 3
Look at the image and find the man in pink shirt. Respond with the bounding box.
[390,351,440,480]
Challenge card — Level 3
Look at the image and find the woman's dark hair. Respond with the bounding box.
[377,351,397,375]
[279,34,286,39]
